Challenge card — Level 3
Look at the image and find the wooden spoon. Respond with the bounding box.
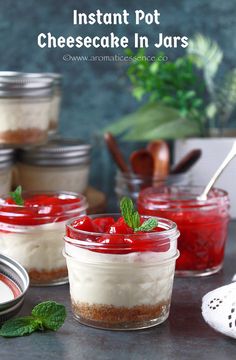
[130,149,154,176]
[104,132,129,173]
[171,149,202,174]
[147,140,170,179]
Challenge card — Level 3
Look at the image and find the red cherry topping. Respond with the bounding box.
[107,217,134,234]
[96,234,133,254]
[93,217,115,232]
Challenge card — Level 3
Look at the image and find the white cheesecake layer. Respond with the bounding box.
[65,243,177,307]
[0,98,50,131]
[0,221,66,271]
[49,93,61,126]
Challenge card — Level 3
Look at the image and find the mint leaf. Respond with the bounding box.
[134,218,158,232]
[0,301,66,338]
[9,185,24,206]
[120,197,141,229]
[0,316,40,338]
[132,211,141,229]
[120,197,136,228]
[32,301,66,331]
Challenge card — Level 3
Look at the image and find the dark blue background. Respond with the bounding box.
[0,0,235,194]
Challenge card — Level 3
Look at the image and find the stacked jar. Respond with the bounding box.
[0,147,15,194]
[0,75,53,145]
[22,73,62,134]
[15,138,91,194]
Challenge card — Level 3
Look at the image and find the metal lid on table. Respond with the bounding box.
[0,254,29,323]
[18,138,91,166]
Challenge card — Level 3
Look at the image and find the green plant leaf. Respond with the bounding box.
[106,102,202,141]
[32,301,66,331]
[0,317,40,338]
[187,34,223,96]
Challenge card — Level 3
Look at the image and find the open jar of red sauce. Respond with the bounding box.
[0,191,88,286]
[138,186,230,276]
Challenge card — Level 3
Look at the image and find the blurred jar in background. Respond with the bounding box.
[115,170,191,204]
[0,147,14,194]
[15,138,91,194]
[0,75,53,145]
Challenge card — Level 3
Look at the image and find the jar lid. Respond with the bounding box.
[0,76,53,97]
[21,72,62,87]
[18,138,91,166]
[0,147,15,169]
[0,254,29,323]
[0,71,23,77]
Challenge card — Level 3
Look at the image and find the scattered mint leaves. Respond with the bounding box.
[9,185,24,206]
[32,301,66,331]
[120,197,158,232]
[0,301,66,338]
[0,317,40,337]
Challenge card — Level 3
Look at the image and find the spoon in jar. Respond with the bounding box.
[197,141,236,201]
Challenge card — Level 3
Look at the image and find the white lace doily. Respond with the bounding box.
[202,282,236,339]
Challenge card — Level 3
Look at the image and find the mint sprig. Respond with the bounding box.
[120,197,158,232]
[9,185,24,206]
[0,301,66,338]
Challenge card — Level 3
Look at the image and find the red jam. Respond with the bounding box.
[138,186,230,275]
[0,193,84,226]
[66,215,170,254]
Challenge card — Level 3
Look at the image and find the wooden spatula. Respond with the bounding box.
[147,140,170,179]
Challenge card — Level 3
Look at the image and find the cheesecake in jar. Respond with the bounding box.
[0,147,15,195]
[16,138,91,194]
[64,207,179,330]
[0,76,53,145]
[0,189,88,285]
[22,72,62,134]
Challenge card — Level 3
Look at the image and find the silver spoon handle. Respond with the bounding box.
[198,141,236,201]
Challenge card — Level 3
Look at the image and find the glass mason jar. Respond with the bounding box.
[48,73,62,133]
[16,138,91,194]
[22,73,62,134]
[138,186,230,277]
[64,214,179,330]
[0,191,88,286]
[0,75,53,145]
[115,170,191,203]
[0,147,15,195]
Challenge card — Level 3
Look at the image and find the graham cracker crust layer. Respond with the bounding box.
[0,128,48,144]
[72,300,170,325]
[29,267,68,284]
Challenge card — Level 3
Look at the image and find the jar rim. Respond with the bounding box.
[116,170,188,181]
[0,190,88,212]
[138,185,229,210]
[66,213,179,240]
